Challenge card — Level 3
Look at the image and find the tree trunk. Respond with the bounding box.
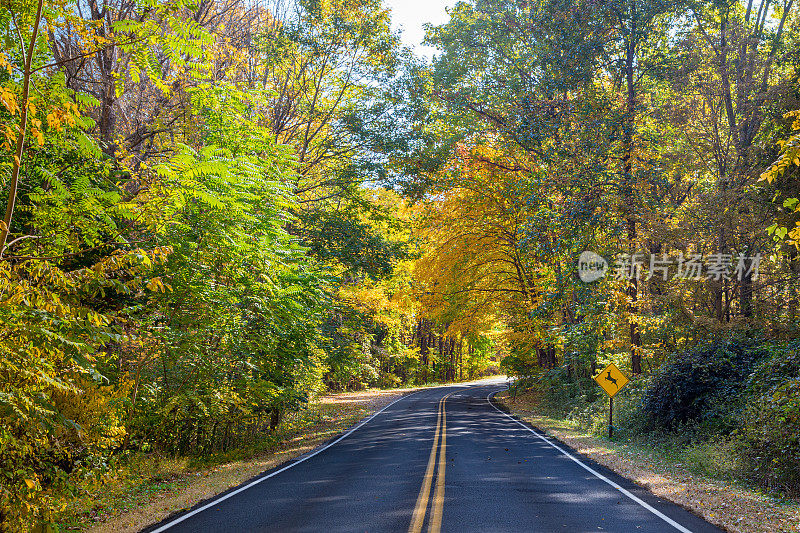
[547,345,556,369]
[419,319,430,382]
[740,272,753,318]
[623,36,642,375]
[0,0,44,257]
[270,408,282,430]
[458,337,463,380]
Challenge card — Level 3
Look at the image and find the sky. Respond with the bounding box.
[382,0,458,58]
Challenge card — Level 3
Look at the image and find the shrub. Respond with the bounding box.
[682,437,740,479]
[738,377,800,494]
[746,340,800,394]
[639,336,772,432]
[737,344,800,494]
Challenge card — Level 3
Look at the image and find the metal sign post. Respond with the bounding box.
[608,396,613,439]
[593,363,629,440]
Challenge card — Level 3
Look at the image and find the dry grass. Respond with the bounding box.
[72,388,409,533]
[497,391,800,533]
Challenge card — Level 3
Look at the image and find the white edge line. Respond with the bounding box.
[150,389,424,532]
[486,389,695,533]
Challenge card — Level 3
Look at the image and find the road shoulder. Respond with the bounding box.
[494,391,800,533]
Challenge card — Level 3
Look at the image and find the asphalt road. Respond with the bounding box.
[146,378,723,533]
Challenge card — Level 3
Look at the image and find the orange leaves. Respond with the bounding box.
[46,111,61,131]
[2,87,83,150]
[30,118,44,146]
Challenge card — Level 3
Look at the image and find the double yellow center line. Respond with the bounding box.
[409,392,453,533]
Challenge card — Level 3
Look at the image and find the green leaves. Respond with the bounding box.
[117,80,331,456]
[111,5,212,96]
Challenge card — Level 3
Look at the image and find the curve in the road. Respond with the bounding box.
[143,380,723,533]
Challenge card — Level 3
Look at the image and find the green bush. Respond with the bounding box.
[737,343,800,494]
[638,336,800,494]
[746,340,800,394]
[682,437,740,479]
[639,336,772,432]
[738,378,800,494]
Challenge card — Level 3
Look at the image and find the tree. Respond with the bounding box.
[681,0,795,319]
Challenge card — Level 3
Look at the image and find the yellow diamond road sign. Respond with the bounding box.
[594,363,629,398]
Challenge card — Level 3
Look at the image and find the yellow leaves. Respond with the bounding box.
[0,85,19,115]
[338,274,413,331]
[3,123,17,149]
[0,88,77,149]
[146,276,167,293]
[0,52,12,76]
[762,110,800,184]
[46,111,63,131]
[23,479,36,490]
[138,249,152,267]
[341,281,389,312]
[413,140,544,344]
[86,311,106,327]
[31,127,44,146]
[787,223,800,249]
[760,143,800,184]
[46,102,81,133]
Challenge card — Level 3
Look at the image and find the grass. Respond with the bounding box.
[496,390,800,533]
